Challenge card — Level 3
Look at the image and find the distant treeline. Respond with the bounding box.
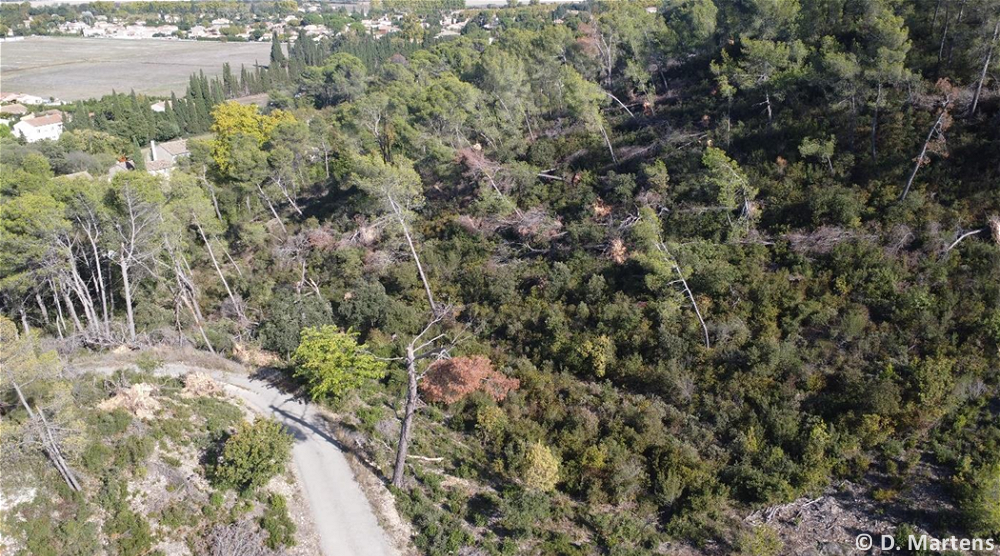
[1,1,298,19]
[64,28,438,148]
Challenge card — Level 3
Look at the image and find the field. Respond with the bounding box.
[0,36,271,101]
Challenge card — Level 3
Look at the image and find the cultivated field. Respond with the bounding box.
[0,36,271,101]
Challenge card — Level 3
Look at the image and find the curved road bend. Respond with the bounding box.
[85,363,397,556]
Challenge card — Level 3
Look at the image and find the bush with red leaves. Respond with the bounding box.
[420,356,519,405]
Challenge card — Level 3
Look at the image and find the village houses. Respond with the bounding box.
[12,111,65,143]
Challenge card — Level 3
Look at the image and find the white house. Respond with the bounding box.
[13,112,63,142]
[151,138,189,164]
[145,138,189,176]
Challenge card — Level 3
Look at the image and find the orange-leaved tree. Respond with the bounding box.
[419,356,519,405]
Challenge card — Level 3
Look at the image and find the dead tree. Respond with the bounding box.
[11,381,82,491]
[193,220,247,325]
[391,313,452,488]
[1,326,82,491]
[110,182,162,342]
[901,93,954,201]
[970,19,1000,117]
[386,191,437,315]
[654,242,711,349]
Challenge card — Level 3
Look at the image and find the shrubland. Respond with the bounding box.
[2,0,1000,553]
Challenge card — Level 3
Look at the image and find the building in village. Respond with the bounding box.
[146,138,190,176]
[0,103,28,116]
[13,111,64,142]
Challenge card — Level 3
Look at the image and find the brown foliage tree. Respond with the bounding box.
[420,356,519,405]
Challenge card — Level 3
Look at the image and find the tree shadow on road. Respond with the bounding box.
[248,366,391,485]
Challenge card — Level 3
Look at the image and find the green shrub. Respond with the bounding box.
[92,409,132,436]
[260,493,297,549]
[19,497,100,556]
[958,462,1000,536]
[159,502,198,530]
[134,352,164,373]
[212,419,293,493]
[113,435,154,472]
[81,441,112,474]
[499,488,551,538]
[735,525,783,556]
[99,480,157,556]
[520,441,560,492]
[356,404,385,435]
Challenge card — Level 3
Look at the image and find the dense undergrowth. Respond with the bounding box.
[2,0,1000,554]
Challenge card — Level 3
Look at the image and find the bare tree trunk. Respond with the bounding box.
[946,228,984,251]
[599,124,618,164]
[83,228,111,334]
[392,344,419,488]
[605,91,635,118]
[931,0,944,31]
[19,306,30,335]
[871,83,882,162]
[256,182,287,234]
[176,275,215,354]
[321,140,331,179]
[970,19,1000,117]
[67,255,100,333]
[674,263,711,349]
[11,381,81,491]
[195,221,246,323]
[275,177,303,215]
[50,283,66,339]
[901,110,948,200]
[119,253,137,342]
[60,281,84,333]
[655,242,710,349]
[387,193,437,314]
[201,172,224,222]
[937,1,952,75]
[35,293,50,325]
[222,247,245,279]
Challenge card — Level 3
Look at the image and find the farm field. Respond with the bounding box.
[0,36,271,101]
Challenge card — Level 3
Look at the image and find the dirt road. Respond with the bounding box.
[86,362,397,556]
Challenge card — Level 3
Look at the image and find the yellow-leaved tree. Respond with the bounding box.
[210,101,295,175]
[521,441,560,492]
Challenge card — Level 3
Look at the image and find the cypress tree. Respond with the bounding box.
[240,64,250,96]
[71,102,92,130]
[131,140,146,171]
[170,92,186,132]
[222,62,235,98]
[270,31,286,67]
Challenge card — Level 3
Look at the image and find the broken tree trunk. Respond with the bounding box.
[901,109,949,201]
[12,381,81,492]
[970,19,1000,117]
[392,343,419,488]
[194,221,246,324]
[656,242,711,349]
[387,193,437,314]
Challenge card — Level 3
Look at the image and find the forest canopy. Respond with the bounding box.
[2,0,1000,554]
